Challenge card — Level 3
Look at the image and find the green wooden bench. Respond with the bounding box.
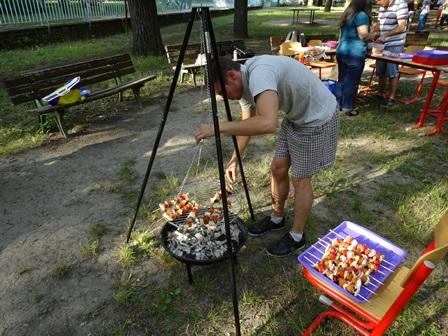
[1,53,156,138]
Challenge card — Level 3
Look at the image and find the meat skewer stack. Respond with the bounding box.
[310,235,386,297]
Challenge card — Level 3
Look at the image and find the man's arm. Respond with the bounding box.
[194,90,280,182]
[194,90,279,142]
[375,18,407,43]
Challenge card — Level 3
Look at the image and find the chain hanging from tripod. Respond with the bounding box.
[198,8,213,128]
[156,9,243,229]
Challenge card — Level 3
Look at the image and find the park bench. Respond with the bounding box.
[1,53,156,138]
[270,34,338,53]
[164,39,246,86]
[405,31,430,47]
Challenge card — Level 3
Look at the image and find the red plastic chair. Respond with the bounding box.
[359,63,377,95]
[301,210,448,336]
[395,46,427,104]
[426,79,448,135]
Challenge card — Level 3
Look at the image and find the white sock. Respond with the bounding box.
[290,231,303,242]
[270,215,283,224]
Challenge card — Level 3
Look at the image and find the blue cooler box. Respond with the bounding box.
[322,79,336,94]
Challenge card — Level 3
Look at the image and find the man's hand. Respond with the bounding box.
[194,124,215,144]
[226,158,238,183]
[376,34,386,44]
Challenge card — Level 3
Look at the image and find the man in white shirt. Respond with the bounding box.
[370,0,408,107]
[195,56,340,257]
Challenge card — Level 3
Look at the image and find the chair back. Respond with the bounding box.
[309,39,323,47]
[270,36,286,53]
[280,42,301,57]
[401,210,448,287]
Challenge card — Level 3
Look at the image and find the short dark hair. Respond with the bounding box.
[212,57,241,84]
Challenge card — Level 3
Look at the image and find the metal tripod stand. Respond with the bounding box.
[125,7,255,336]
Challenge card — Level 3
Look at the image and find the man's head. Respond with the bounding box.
[376,0,392,8]
[212,57,243,100]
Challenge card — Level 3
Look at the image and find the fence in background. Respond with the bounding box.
[0,0,261,26]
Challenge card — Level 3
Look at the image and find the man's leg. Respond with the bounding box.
[270,156,291,217]
[377,75,388,96]
[388,76,399,100]
[291,176,313,235]
[441,14,448,27]
[248,156,290,236]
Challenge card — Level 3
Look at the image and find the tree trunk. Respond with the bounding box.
[324,0,332,12]
[234,0,248,39]
[128,0,165,57]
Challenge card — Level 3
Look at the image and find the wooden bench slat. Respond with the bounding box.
[3,54,131,87]
[5,59,134,94]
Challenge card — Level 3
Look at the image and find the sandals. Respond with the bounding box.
[345,110,360,117]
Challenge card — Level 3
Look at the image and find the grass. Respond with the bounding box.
[81,240,99,257]
[1,6,448,336]
[52,261,70,279]
[88,222,107,238]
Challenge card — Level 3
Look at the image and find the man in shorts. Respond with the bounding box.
[370,0,408,107]
[194,56,340,257]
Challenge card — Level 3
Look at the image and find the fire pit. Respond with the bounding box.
[161,213,248,283]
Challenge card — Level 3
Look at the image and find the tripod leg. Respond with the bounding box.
[125,7,198,243]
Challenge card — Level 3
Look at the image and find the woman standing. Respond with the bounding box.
[334,0,377,116]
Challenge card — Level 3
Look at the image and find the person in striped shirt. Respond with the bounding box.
[370,0,408,107]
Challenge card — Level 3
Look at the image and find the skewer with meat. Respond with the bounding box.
[159,193,199,221]
[210,184,233,203]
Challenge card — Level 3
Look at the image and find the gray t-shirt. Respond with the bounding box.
[239,55,337,127]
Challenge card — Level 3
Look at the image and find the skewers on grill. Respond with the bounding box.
[159,193,199,222]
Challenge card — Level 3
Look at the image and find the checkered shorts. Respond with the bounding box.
[274,109,340,178]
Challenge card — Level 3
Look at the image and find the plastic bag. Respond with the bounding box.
[42,77,81,106]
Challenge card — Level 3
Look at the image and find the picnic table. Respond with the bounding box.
[367,54,447,136]
[289,7,320,24]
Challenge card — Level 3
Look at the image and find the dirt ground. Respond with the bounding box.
[0,87,231,335]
